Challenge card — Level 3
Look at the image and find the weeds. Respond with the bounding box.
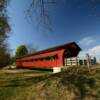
[0,66,100,100]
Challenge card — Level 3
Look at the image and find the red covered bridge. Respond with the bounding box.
[16,42,81,73]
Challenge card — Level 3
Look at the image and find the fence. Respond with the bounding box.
[64,57,96,66]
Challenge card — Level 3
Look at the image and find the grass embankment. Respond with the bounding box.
[0,66,100,100]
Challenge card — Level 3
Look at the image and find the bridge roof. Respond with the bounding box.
[16,42,81,59]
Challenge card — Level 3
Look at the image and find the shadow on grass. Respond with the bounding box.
[56,67,96,100]
[0,66,98,100]
[0,74,52,87]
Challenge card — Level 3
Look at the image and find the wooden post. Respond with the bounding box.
[85,53,91,68]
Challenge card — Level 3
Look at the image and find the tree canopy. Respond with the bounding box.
[16,45,28,58]
[0,0,11,67]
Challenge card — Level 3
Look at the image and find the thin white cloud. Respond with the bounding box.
[78,37,96,46]
[79,45,100,63]
[88,45,100,56]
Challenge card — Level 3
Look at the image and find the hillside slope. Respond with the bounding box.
[0,66,100,100]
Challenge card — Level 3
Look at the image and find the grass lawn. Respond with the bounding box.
[0,65,100,100]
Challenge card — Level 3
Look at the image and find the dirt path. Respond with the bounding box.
[0,68,50,77]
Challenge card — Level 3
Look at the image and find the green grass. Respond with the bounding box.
[0,66,100,100]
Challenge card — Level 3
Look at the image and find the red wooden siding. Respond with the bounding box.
[16,49,64,68]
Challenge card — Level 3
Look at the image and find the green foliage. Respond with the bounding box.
[16,45,28,57]
[0,0,11,67]
[0,52,11,67]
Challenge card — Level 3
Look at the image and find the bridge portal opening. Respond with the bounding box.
[63,48,79,66]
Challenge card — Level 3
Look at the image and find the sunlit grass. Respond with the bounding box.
[0,65,100,100]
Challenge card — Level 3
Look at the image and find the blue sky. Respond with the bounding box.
[8,0,100,61]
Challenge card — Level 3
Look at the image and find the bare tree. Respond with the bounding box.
[26,0,56,31]
[26,44,38,54]
[26,0,100,31]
